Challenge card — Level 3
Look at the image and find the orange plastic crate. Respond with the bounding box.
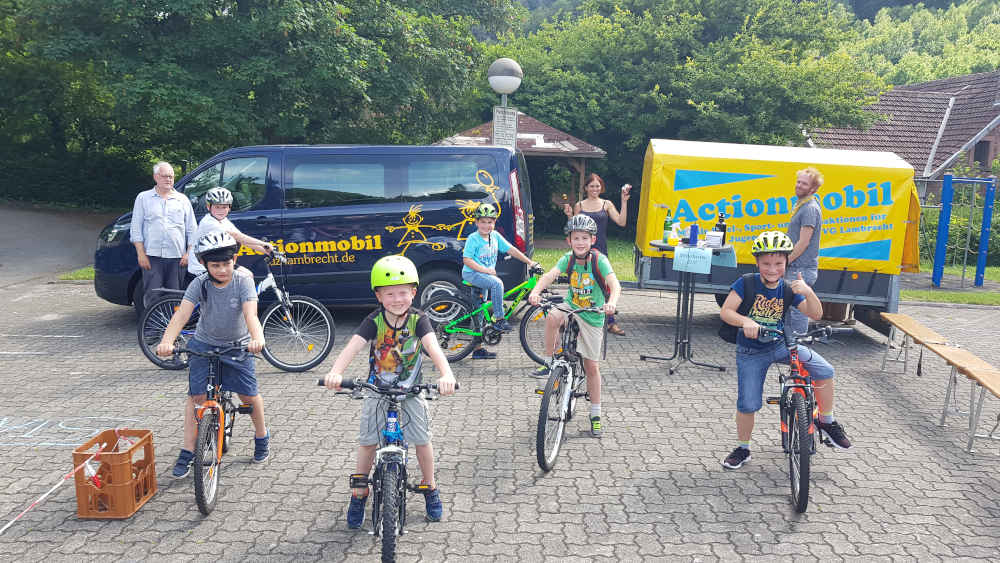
[72,429,157,519]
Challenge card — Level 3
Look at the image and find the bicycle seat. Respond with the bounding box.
[460,281,485,301]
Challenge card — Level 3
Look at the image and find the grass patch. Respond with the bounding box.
[918,260,1000,283]
[901,289,1000,306]
[59,266,95,281]
[533,236,636,282]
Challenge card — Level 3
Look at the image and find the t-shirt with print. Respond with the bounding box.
[731,274,804,350]
[555,251,614,328]
[788,197,822,270]
[461,231,511,276]
[188,215,237,275]
[183,267,258,346]
[356,308,434,390]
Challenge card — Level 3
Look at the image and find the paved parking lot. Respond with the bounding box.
[0,280,998,562]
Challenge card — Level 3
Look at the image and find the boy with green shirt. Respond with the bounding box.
[528,214,621,437]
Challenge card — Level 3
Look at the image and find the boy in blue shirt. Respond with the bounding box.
[528,214,622,437]
[156,232,270,478]
[322,255,457,527]
[461,203,538,358]
[719,231,851,470]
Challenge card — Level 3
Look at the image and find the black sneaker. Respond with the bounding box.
[172,449,194,479]
[722,447,751,469]
[816,420,852,449]
[471,348,497,360]
[493,319,513,333]
[589,416,603,438]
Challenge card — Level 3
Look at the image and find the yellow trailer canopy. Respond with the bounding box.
[636,139,920,275]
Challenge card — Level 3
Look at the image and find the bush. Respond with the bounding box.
[0,150,148,209]
[920,199,1000,267]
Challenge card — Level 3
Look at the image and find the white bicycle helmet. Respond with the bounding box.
[564,214,598,236]
[205,186,233,205]
[195,231,239,262]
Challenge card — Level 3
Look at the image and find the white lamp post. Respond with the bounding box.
[487,58,523,107]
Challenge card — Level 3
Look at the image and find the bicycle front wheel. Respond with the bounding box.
[260,296,335,372]
[519,304,550,366]
[380,462,403,563]
[536,365,569,472]
[137,296,199,370]
[193,410,221,515]
[788,393,811,513]
[424,294,482,363]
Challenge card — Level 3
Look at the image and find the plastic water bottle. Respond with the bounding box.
[662,209,673,242]
[688,223,699,245]
[714,212,727,245]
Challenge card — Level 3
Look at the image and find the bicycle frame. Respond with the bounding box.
[191,351,243,464]
[778,340,818,453]
[440,271,541,338]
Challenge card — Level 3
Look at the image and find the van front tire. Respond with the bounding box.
[418,268,462,307]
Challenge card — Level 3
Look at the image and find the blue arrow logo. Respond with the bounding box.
[673,169,774,191]
[819,239,891,261]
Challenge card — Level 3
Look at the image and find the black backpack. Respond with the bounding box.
[718,273,795,344]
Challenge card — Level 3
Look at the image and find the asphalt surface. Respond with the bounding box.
[0,279,997,562]
[0,204,119,287]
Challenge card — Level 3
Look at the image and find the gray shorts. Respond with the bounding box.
[359,394,432,447]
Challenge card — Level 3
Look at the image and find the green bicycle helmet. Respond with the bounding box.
[371,255,420,289]
[473,203,498,219]
[751,231,794,256]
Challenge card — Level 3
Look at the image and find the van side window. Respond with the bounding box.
[221,157,268,211]
[406,157,493,201]
[285,158,389,208]
[183,157,269,212]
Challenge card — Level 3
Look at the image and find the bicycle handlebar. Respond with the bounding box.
[537,297,604,316]
[316,377,460,395]
[759,325,852,345]
[173,345,251,361]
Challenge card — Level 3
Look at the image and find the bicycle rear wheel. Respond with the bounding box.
[787,393,811,513]
[193,410,221,515]
[519,304,550,366]
[536,365,569,471]
[424,294,482,363]
[138,296,199,370]
[380,462,403,563]
[260,296,335,372]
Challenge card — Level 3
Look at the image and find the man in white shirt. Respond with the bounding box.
[130,162,197,307]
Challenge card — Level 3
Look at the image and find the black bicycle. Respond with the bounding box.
[171,345,254,515]
[534,297,604,471]
[139,249,335,372]
[762,323,850,513]
[317,377,457,563]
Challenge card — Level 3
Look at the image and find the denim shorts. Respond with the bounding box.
[736,342,833,413]
[187,337,258,397]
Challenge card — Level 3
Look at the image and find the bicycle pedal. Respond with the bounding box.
[535,388,545,395]
[407,483,433,494]
[237,404,254,414]
[349,474,370,488]
[765,396,780,405]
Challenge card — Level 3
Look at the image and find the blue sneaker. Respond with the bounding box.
[472,348,497,359]
[172,449,194,479]
[347,494,368,529]
[424,488,443,522]
[253,433,269,463]
[493,320,513,333]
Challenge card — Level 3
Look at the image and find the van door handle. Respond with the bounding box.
[256,216,276,226]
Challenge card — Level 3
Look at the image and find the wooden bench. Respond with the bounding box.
[925,343,1000,454]
[880,312,948,376]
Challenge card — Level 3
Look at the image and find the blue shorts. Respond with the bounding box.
[736,342,833,414]
[187,337,258,397]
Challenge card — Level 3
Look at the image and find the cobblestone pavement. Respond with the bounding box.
[0,281,998,562]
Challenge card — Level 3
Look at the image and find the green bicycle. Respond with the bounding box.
[424,265,556,362]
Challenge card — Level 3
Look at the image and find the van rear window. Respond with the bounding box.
[283,154,496,208]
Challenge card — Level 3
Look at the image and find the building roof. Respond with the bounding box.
[810,69,1000,178]
[436,112,606,159]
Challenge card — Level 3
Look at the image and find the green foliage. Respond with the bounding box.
[848,0,1000,84]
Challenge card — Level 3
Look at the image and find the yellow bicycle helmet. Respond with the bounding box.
[750,231,794,256]
[371,255,419,289]
[473,203,498,219]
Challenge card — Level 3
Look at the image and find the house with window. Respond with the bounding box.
[809,69,1000,194]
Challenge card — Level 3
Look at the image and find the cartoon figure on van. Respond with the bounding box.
[436,169,504,241]
[386,204,448,256]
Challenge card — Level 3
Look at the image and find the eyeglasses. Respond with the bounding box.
[157,174,175,180]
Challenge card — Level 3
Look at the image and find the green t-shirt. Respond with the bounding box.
[554,251,614,327]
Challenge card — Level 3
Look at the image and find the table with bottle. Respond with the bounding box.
[640,211,735,374]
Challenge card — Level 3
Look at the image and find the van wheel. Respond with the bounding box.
[419,268,462,306]
[714,293,727,308]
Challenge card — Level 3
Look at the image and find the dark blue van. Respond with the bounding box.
[95,145,535,311]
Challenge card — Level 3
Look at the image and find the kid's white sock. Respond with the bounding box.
[590,404,601,418]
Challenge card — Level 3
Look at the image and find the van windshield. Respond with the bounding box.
[283,153,498,208]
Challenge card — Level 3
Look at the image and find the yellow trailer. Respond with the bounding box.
[635,139,921,332]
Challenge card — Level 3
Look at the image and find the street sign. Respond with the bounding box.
[492,106,518,148]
